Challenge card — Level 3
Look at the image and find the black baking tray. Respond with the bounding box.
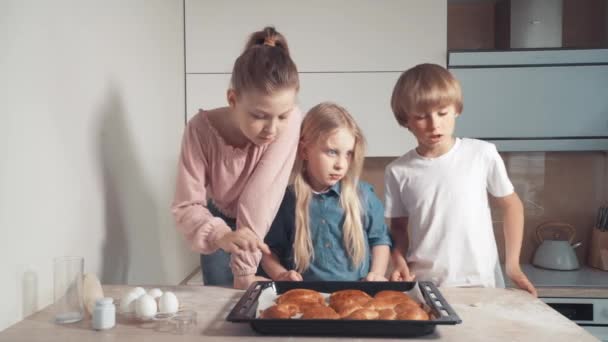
[227,281,462,337]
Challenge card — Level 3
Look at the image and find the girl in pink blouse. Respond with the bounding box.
[172,27,301,289]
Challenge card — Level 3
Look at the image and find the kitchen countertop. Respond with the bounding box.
[505,264,608,298]
[0,285,597,341]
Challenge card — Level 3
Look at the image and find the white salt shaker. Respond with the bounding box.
[92,297,115,330]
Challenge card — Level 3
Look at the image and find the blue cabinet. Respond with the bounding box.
[448,49,608,151]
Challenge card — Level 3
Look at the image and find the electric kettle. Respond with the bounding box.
[532,222,582,271]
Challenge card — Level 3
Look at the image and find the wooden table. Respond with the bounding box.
[0,285,598,341]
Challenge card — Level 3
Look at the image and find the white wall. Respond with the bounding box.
[511,0,563,48]
[185,0,447,156]
[0,0,197,331]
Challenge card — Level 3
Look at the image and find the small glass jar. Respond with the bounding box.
[92,297,116,330]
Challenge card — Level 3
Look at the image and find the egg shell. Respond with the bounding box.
[158,291,179,314]
[132,287,146,298]
[135,294,157,319]
[148,288,163,299]
[119,291,139,313]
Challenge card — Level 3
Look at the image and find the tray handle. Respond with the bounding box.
[226,281,269,322]
[418,281,462,324]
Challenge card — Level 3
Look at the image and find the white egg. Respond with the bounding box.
[132,287,146,298]
[147,288,163,299]
[158,291,179,314]
[135,294,157,319]
[119,291,140,313]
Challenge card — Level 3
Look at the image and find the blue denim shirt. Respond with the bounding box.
[262,181,392,281]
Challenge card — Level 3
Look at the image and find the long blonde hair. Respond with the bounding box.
[293,102,367,272]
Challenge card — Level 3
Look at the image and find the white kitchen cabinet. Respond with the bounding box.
[449,49,608,151]
[186,72,417,156]
[184,1,447,156]
[185,0,446,73]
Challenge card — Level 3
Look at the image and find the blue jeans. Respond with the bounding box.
[200,202,236,286]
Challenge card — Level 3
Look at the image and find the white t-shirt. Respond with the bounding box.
[384,138,513,288]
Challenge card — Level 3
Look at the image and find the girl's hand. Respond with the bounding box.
[276,270,303,281]
[506,264,537,297]
[364,272,387,281]
[390,267,416,282]
[233,274,270,290]
[215,229,271,255]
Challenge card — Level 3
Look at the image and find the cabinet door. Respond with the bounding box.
[299,73,417,156]
[451,65,608,151]
[186,72,417,156]
[185,0,446,73]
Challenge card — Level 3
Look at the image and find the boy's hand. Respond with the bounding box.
[216,229,271,255]
[276,270,303,281]
[506,265,537,297]
[364,272,388,281]
[390,267,416,282]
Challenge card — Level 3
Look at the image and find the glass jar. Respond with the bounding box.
[92,297,115,330]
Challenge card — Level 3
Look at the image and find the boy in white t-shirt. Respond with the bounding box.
[384,63,536,295]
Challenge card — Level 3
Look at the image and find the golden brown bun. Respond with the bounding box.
[260,303,298,319]
[374,290,414,302]
[329,290,371,305]
[394,301,423,313]
[276,289,325,307]
[331,300,364,318]
[300,305,340,319]
[394,304,430,321]
[269,288,431,321]
[363,297,399,311]
[328,290,372,318]
[377,308,397,320]
[344,308,380,320]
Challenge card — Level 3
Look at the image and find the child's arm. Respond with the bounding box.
[494,192,537,297]
[232,108,303,289]
[389,217,416,281]
[261,253,302,281]
[362,184,392,281]
[172,115,265,256]
[365,245,390,281]
[258,188,301,282]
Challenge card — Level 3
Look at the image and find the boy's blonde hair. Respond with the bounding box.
[390,63,463,127]
[292,102,366,273]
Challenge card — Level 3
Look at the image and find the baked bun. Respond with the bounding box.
[363,297,400,311]
[267,288,431,321]
[331,300,364,318]
[276,289,325,307]
[300,305,340,319]
[344,308,380,320]
[260,303,298,319]
[377,308,397,320]
[374,290,414,302]
[328,290,371,317]
[394,303,430,321]
[329,290,371,306]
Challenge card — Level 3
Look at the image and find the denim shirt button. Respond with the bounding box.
[324,242,331,248]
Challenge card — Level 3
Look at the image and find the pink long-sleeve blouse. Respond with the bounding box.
[172,108,301,276]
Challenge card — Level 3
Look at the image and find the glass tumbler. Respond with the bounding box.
[53,256,84,323]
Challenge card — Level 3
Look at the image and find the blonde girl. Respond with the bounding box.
[260,102,391,281]
[172,27,301,289]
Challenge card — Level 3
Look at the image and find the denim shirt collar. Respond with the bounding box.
[325,181,342,197]
[311,181,342,197]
